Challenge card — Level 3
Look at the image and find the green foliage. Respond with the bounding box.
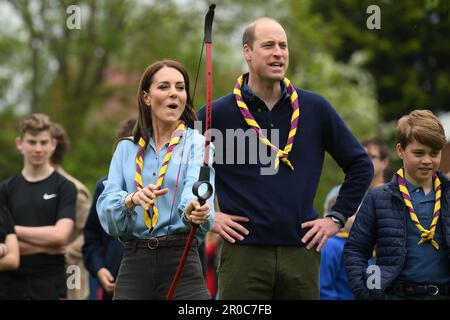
[311,0,450,122]
[0,110,22,179]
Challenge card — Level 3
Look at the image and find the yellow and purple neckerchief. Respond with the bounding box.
[233,73,299,170]
[396,168,442,250]
[134,121,186,230]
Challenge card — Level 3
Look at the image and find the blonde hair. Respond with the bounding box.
[396,109,446,150]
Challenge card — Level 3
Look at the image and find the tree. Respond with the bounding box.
[311,0,450,122]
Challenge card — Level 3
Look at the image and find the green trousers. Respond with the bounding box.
[218,241,320,300]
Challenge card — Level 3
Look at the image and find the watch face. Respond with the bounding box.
[331,217,341,225]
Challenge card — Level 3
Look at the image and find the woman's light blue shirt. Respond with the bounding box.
[97,127,215,243]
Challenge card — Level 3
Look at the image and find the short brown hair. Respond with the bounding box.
[362,137,390,161]
[50,122,70,165]
[113,118,137,151]
[19,113,53,138]
[396,109,446,150]
[242,17,281,49]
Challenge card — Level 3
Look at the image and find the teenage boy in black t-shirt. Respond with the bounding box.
[0,114,76,299]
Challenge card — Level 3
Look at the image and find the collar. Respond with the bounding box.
[146,127,187,152]
[148,138,169,153]
[405,179,435,202]
[241,74,289,106]
[404,179,422,193]
[387,171,449,200]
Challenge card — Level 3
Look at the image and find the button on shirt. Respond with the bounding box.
[241,80,288,128]
[396,180,450,284]
[97,128,215,243]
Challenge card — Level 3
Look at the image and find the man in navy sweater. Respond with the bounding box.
[198,17,373,299]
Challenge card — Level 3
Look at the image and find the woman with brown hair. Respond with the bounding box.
[97,60,214,299]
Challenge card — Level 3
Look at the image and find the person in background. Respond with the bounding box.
[362,137,391,190]
[0,113,76,299]
[82,118,135,300]
[51,122,91,300]
[320,137,390,299]
[205,231,222,298]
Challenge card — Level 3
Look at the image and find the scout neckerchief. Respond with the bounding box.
[134,121,186,231]
[396,168,442,250]
[233,73,299,170]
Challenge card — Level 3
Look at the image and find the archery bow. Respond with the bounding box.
[166,3,216,300]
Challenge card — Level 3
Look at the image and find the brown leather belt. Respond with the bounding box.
[125,233,196,250]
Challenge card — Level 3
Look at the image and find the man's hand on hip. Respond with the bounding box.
[301,218,340,252]
[212,211,249,244]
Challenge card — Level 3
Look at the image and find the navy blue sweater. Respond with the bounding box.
[198,84,373,246]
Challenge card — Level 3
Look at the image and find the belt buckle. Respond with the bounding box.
[147,237,159,250]
[427,285,439,296]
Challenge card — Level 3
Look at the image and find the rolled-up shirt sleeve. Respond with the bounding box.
[97,140,137,238]
[177,131,215,240]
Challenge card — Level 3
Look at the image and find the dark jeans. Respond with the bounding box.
[4,271,67,300]
[113,240,210,300]
[218,242,321,299]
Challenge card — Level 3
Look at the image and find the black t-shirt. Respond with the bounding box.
[0,206,15,243]
[0,203,16,298]
[0,171,76,276]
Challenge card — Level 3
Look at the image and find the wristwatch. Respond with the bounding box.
[328,216,344,228]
